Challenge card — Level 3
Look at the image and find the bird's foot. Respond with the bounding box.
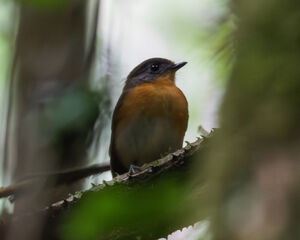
[128,165,142,175]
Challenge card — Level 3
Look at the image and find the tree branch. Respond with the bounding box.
[0,134,211,240]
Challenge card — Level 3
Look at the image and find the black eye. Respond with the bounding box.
[150,63,160,72]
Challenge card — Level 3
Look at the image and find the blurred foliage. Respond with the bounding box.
[40,86,99,142]
[0,34,11,85]
[3,0,299,239]
[0,0,15,204]
[61,157,209,240]
[63,180,183,240]
[18,0,72,9]
[202,0,300,239]
[60,133,217,240]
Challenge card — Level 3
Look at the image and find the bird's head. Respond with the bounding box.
[124,58,187,90]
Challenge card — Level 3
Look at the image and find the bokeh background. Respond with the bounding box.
[0,0,233,239]
[1,0,299,240]
[0,0,232,172]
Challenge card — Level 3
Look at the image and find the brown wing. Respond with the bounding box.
[109,91,129,176]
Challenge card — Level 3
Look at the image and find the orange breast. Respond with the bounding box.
[116,76,188,141]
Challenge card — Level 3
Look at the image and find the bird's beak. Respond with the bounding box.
[171,61,187,71]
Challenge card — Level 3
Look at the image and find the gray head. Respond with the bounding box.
[124,57,187,90]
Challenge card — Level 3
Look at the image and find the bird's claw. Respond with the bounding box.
[128,165,142,175]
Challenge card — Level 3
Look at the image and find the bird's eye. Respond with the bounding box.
[150,63,160,72]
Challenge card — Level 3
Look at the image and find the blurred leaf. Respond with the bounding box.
[19,0,72,8]
[40,86,99,140]
[61,176,195,240]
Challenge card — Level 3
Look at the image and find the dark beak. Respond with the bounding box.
[171,61,187,71]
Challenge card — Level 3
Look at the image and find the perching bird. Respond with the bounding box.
[109,58,188,176]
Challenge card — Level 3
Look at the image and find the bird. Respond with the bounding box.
[109,58,188,176]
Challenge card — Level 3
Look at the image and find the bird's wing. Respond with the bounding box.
[109,91,129,176]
